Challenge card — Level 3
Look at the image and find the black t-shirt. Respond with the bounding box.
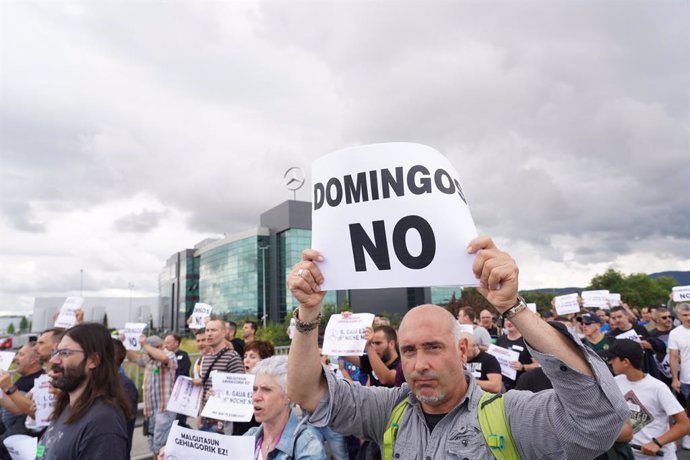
[467,351,501,381]
[608,324,649,339]
[359,355,401,387]
[486,326,500,342]
[422,411,446,433]
[495,335,532,390]
[515,367,553,393]
[175,350,191,378]
[15,369,44,392]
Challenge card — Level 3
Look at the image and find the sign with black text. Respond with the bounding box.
[312,143,478,290]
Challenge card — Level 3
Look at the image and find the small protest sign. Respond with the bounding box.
[673,286,690,302]
[615,329,641,343]
[200,373,255,422]
[189,303,213,330]
[608,293,621,307]
[554,293,580,316]
[0,352,16,372]
[3,435,37,460]
[458,324,474,334]
[526,303,537,313]
[163,421,254,459]
[123,323,147,351]
[321,313,375,356]
[32,374,56,428]
[166,377,203,418]
[581,290,610,309]
[54,296,83,328]
[487,344,520,381]
[311,143,478,291]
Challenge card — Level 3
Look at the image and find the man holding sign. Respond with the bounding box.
[287,236,628,459]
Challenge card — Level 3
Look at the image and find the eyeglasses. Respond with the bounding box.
[50,348,85,359]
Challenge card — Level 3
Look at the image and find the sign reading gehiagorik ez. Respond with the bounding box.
[312,143,478,290]
[163,421,253,459]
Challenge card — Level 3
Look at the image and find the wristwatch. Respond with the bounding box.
[502,296,529,320]
[5,384,18,395]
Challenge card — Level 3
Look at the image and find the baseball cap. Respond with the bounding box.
[146,335,163,348]
[601,339,643,368]
[577,312,601,325]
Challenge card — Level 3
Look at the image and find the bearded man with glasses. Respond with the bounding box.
[37,322,132,460]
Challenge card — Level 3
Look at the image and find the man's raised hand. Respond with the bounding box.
[467,236,519,312]
[287,249,326,312]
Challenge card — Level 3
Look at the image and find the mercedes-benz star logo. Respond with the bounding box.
[283,167,305,191]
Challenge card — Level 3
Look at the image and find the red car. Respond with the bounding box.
[0,337,12,349]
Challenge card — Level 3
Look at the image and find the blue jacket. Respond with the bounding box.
[244,409,325,459]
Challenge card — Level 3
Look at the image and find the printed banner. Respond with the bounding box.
[167,377,203,418]
[581,290,610,309]
[487,344,520,381]
[200,373,255,422]
[189,303,213,330]
[54,296,83,328]
[0,352,16,372]
[32,374,56,428]
[312,143,478,290]
[163,422,254,459]
[673,286,690,302]
[123,323,147,351]
[321,313,375,356]
[554,293,580,316]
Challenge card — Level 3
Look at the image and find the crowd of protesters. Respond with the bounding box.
[1,244,689,459]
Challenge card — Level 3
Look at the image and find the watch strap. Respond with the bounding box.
[502,296,528,320]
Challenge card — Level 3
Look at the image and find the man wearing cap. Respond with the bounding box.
[606,338,690,459]
[125,334,177,458]
[579,312,613,369]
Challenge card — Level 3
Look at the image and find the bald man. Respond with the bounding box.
[286,236,628,459]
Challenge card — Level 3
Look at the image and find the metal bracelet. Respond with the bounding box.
[292,308,322,333]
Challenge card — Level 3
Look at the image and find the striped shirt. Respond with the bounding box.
[200,346,244,404]
[140,350,177,417]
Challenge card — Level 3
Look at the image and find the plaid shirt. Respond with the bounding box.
[140,349,177,417]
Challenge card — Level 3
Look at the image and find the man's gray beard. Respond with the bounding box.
[415,393,446,404]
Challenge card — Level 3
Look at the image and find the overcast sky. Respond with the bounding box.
[1,0,688,315]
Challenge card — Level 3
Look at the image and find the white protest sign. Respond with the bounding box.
[166,376,203,418]
[321,313,375,356]
[312,143,478,290]
[54,296,83,328]
[189,303,213,330]
[163,421,254,459]
[0,352,16,372]
[3,435,37,460]
[32,374,56,428]
[458,324,474,334]
[487,344,520,381]
[526,303,537,313]
[581,290,610,309]
[608,293,621,307]
[673,286,690,302]
[287,318,296,340]
[554,293,580,315]
[200,372,255,422]
[615,329,641,343]
[123,323,147,351]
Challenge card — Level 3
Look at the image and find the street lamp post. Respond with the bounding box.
[259,245,270,328]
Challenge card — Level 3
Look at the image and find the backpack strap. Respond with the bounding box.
[383,398,409,460]
[477,392,521,460]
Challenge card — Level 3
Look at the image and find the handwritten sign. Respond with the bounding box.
[614,329,641,343]
[673,286,690,302]
[54,296,83,328]
[322,313,375,356]
[201,373,255,422]
[581,290,610,309]
[167,377,203,418]
[0,352,16,372]
[487,344,520,381]
[32,374,56,428]
[608,293,621,307]
[2,435,37,460]
[554,293,580,315]
[163,421,254,459]
[312,143,478,290]
[189,303,213,330]
[123,323,147,351]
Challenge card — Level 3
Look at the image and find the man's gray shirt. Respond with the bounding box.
[305,330,628,459]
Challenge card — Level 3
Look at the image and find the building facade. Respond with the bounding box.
[159,200,462,332]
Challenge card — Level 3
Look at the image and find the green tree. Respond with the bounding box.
[7,323,15,335]
[588,269,677,307]
[19,316,28,333]
[520,291,558,315]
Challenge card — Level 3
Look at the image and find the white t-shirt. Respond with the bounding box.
[667,325,690,383]
[615,374,684,460]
